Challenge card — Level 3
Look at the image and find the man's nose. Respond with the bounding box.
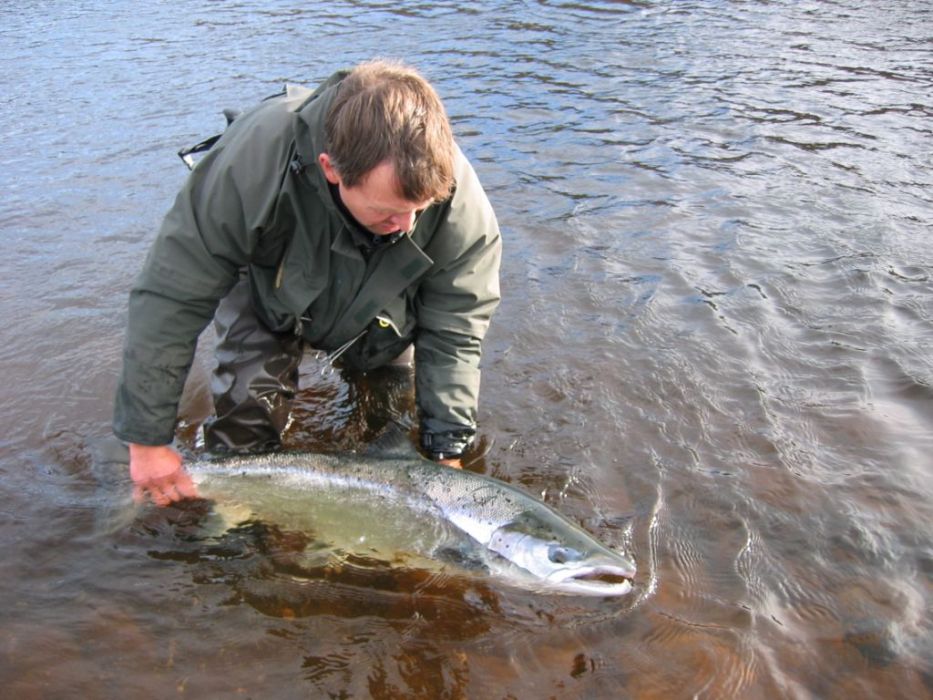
[389,210,416,232]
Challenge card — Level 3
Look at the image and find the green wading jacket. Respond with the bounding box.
[113,72,502,453]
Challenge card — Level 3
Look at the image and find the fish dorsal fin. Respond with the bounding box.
[364,425,420,459]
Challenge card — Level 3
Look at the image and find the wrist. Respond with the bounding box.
[129,443,175,456]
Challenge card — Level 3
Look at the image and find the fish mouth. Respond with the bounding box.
[547,565,635,596]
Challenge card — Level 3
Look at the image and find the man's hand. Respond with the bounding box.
[438,457,462,469]
[129,443,198,506]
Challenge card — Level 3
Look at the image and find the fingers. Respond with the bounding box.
[150,482,176,507]
[128,444,191,507]
[137,473,199,507]
[174,471,200,500]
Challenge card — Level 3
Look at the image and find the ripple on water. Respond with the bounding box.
[1,0,932,696]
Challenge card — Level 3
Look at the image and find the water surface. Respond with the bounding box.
[1,1,931,697]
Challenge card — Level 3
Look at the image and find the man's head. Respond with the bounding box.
[319,60,455,236]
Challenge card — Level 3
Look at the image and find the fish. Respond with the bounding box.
[181,432,637,597]
[92,432,636,596]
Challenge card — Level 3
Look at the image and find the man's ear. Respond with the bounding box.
[318,153,341,185]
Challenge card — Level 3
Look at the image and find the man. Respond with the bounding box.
[113,60,502,506]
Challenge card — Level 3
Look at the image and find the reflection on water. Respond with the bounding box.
[135,506,501,635]
[1,0,931,697]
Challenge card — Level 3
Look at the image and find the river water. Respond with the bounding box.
[1,1,931,697]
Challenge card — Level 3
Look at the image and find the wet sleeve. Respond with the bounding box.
[414,155,502,455]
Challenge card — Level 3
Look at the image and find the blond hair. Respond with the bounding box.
[324,60,455,202]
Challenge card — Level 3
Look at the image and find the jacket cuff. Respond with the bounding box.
[420,427,475,461]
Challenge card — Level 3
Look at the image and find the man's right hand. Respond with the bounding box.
[129,443,199,506]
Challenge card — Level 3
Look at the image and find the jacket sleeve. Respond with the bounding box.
[113,108,290,445]
[415,151,502,455]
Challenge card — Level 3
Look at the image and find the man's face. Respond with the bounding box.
[319,155,433,236]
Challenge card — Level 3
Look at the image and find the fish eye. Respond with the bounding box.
[547,545,581,564]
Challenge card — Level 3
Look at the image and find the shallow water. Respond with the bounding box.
[1,1,931,697]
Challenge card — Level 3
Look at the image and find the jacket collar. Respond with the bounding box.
[331,233,433,339]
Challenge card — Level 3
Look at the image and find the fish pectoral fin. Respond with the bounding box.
[432,544,490,573]
[363,423,421,459]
